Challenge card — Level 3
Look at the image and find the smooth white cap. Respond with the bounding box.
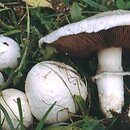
[0,88,33,129]
[0,35,20,70]
[25,61,87,124]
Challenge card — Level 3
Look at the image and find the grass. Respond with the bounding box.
[0,0,130,130]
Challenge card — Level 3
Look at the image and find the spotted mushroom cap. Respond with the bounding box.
[39,10,130,57]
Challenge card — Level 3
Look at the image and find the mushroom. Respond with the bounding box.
[0,35,21,70]
[39,10,130,117]
[25,61,87,124]
[0,88,33,130]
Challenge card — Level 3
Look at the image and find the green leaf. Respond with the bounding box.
[74,95,87,115]
[82,0,108,11]
[116,0,130,9]
[40,46,57,60]
[69,116,105,130]
[82,117,105,130]
[44,126,82,130]
[70,2,84,22]
[63,0,70,5]
[35,102,56,130]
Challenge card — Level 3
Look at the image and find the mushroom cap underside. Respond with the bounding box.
[40,25,130,57]
[39,10,130,57]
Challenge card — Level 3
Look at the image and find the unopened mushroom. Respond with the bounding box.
[25,61,87,124]
[0,35,21,70]
[0,88,33,130]
[39,10,130,117]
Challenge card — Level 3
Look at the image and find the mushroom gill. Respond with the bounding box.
[41,26,130,57]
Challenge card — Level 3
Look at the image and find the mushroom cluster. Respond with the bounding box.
[0,36,33,129]
[25,61,87,124]
[39,10,130,117]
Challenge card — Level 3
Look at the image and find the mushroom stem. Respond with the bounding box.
[96,47,124,117]
[97,47,123,72]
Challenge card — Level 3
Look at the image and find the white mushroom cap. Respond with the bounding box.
[39,10,130,46]
[25,61,87,124]
[0,88,33,130]
[0,35,20,70]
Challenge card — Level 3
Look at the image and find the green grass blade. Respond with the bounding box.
[35,102,56,130]
[17,98,25,130]
[2,29,21,36]
[0,103,15,130]
[74,95,87,115]
[26,4,30,42]
[83,0,109,11]
[0,110,2,129]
